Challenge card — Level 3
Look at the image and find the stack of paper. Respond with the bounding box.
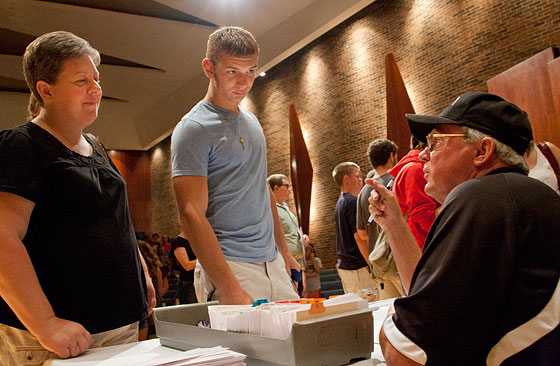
[226,302,304,339]
[45,342,246,366]
[208,294,368,340]
[134,347,246,366]
[208,305,253,331]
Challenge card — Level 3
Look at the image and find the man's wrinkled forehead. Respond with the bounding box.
[430,123,463,134]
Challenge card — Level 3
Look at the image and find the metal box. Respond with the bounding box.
[153,301,373,366]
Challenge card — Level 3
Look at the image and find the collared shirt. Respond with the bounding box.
[385,167,560,365]
[276,201,303,267]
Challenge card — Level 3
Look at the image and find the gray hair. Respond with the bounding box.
[462,127,529,173]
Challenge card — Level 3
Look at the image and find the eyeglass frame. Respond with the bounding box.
[280,184,290,188]
[425,133,467,152]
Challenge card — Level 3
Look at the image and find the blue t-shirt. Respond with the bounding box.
[171,100,277,263]
[335,192,368,270]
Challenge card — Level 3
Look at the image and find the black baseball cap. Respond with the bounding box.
[406,92,533,155]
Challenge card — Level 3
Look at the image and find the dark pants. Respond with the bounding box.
[177,280,198,304]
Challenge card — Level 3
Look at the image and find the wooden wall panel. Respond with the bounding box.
[109,150,152,233]
[548,57,560,133]
[487,47,560,146]
[289,104,313,235]
[385,53,415,158]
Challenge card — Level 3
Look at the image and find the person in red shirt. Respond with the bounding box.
[388,137,440,249]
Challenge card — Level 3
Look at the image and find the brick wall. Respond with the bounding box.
[150,137,181,237]
[149,0,560,267]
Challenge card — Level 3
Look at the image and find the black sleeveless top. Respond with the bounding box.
[0,122,148,333]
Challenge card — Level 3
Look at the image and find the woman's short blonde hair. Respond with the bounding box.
[22,31,100,106]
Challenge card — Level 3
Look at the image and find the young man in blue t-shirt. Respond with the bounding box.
[171,26,299,305]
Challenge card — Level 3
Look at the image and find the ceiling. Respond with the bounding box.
[0,0,375,150]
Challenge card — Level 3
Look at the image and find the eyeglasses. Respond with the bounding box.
[426,133,467,152]
[281,184,290,188]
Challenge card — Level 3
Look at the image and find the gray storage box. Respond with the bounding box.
[153,301,374,366]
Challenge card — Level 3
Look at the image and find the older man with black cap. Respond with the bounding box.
[367,92,560,366]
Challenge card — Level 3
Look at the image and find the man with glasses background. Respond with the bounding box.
[368,92,559,365]
[268,174,305,295]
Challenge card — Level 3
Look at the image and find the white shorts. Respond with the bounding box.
[337,266,377,298]
[194,255,299,302]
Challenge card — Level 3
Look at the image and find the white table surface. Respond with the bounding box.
[47,299,393,366]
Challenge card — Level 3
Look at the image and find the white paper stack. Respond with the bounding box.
[45,342,246,366]
[207,305,254,331]
[225,303,305,339]
[133,346,246,366]
[209,294,369,340]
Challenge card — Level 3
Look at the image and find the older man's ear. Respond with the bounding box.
[473,137,496,167]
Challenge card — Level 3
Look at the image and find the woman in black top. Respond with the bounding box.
[0,31,155,364]
[170,234,198,304]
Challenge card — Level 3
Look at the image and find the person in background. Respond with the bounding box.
[369,92,559,365]
[27,94,41,121]
[388,136,440,249]
[170,233,198,304]
[149,233,161,248]
[302,243,322,299]
[356,139,398,255]
[355,139,401,299]
[525,141,560,194]
[137,238,163,341]
[161,234,172,258]
[0,31,154,364]
[171,26,299,305]
[138,240,164,307]
[332,162,376,300]
[268,174,304,295]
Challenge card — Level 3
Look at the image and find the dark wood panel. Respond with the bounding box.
[289,104,313,235]
[487,47,560,146]
[548,57,560,145]
[127,199,152,234]
[109,150,151,233]
[385,53,415,157]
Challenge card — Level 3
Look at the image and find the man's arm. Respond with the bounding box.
[354,231,370,263]
[0,192,93,358]
[269,186,300,273]
[379,307,423,366]
[174,247,197,271]
[366,179,421,292]
[137,248,157,313]
[173,175,253,305]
